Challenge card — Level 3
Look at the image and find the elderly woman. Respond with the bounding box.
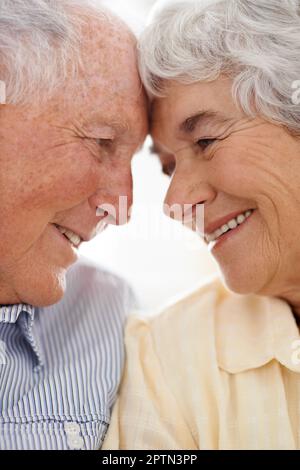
[103,0,300,450]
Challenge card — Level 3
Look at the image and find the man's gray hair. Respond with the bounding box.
[138,0,300,133]
[0,0,109,105]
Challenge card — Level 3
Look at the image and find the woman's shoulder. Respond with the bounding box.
[124,275,227,369]
[125,276,280,374]
[126,274,229,340]
[128,275,277,333]
[117,279,297,450]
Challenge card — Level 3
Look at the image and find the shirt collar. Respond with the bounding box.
[0,303,44,369]
[215,282,300,374]
[0,303,35,324]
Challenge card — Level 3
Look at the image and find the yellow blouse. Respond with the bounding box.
[102,276,300,450]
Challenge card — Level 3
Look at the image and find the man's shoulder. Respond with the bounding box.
[68,256,135,299]
[49,255,136,323]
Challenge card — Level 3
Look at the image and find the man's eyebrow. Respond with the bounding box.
[81,114,130,135]
[179,110,231,134]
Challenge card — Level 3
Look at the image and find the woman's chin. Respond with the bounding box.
[218,263,266,296]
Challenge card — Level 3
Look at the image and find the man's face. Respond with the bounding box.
[151,77,300,300]
[0,18,148,306]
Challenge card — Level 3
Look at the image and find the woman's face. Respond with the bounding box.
[151,76,300,302]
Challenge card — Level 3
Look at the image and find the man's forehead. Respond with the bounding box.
[77,13,138,86]
[62,71,146,128]
[80,10,136,51]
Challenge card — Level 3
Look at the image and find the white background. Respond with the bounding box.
[80,0,218,313]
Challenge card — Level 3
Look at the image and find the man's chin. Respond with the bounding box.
[13,267,68,307]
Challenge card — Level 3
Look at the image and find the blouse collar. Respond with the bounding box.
[214,281,300,374]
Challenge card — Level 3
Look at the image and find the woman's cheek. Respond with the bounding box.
[210,149,257,198]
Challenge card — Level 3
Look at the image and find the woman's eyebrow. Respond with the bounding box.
[178,110,232,134]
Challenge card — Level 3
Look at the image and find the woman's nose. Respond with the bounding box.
[164,170,215,213]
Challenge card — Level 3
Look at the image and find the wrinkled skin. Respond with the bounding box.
[0,15,148,306]
[152,76,300,318]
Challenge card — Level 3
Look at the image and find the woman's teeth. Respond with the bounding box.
[55,225,82,247]
[205,209,254,243]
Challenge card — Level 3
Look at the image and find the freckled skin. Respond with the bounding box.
[0,15,148,307]
[151,77,300,317]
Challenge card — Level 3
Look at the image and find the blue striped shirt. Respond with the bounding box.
[0,256,135,450]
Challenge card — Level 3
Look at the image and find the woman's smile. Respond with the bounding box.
[207,208,257,252]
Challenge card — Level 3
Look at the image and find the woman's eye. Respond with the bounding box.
[196,138,216,151]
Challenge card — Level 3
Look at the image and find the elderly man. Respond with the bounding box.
[0,0,147,450]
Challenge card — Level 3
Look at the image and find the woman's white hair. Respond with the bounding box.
[0,0,111,105]
[139,0,300,133]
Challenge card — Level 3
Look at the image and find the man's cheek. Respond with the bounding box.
[37,162,97,209]
[56,167,100,207]
[0,220,42,265]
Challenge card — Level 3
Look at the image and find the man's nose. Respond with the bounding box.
[112,167,134,214]
[89,167,133,226]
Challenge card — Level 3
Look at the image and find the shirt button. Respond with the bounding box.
[68,436,84,450]
[64,422,84,449]
[64,422,80,434]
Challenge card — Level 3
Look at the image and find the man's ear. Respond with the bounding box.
[0,80,6,104]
